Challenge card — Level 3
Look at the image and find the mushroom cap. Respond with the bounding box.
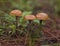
[36,13,49,20]
[25,15,36,20]
[10,10,22,16]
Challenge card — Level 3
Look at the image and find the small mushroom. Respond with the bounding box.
[10,10,22,16]
[25,15,36,20]
[10,10,22,38]
[25,15,36,46]
[36,13,49,20]
[36,13,49,37]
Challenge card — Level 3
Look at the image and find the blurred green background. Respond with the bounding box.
[0,0,60,16]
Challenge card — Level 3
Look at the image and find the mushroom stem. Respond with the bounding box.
[39,20,42,29]
[28,20,34,46]
[39,20,43,37]
[29,20,32,24]
[28,20,32,33]
[15,16,19,37]
[27,20,32,46]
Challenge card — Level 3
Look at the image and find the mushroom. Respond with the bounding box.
[36,12,49,26]
[36,13,49,37]
[10,10,22,37]
[25,15,36,23]
[25,15,36,46]
[25,15,36,20]
[36,13,49,20]
[10,10,22,16]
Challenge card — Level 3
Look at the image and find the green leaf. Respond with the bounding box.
[33,20,40,23]
[9,25,16,29]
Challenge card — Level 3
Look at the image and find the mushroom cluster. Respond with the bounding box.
[10,10,49,38]
[10,10,49,21]
[10,10,50,46]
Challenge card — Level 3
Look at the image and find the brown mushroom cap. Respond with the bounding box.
[25,15,36,20]
[10,10,22,16]
[36,13,49,20]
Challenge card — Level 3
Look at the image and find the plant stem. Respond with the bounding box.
[29,32,34,46]
[28,20,34,46]
[40,20,44,45]
[15,16,19,37]
[39,20,43,37]
[28,20,32,46]
[40,20,42,29]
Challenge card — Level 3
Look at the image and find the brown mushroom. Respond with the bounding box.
[25,15,36,20]
[36,13,49,20]
[10,10,22,38]
[10,10,22,16]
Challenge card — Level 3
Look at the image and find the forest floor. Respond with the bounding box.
[0,15,60,46]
